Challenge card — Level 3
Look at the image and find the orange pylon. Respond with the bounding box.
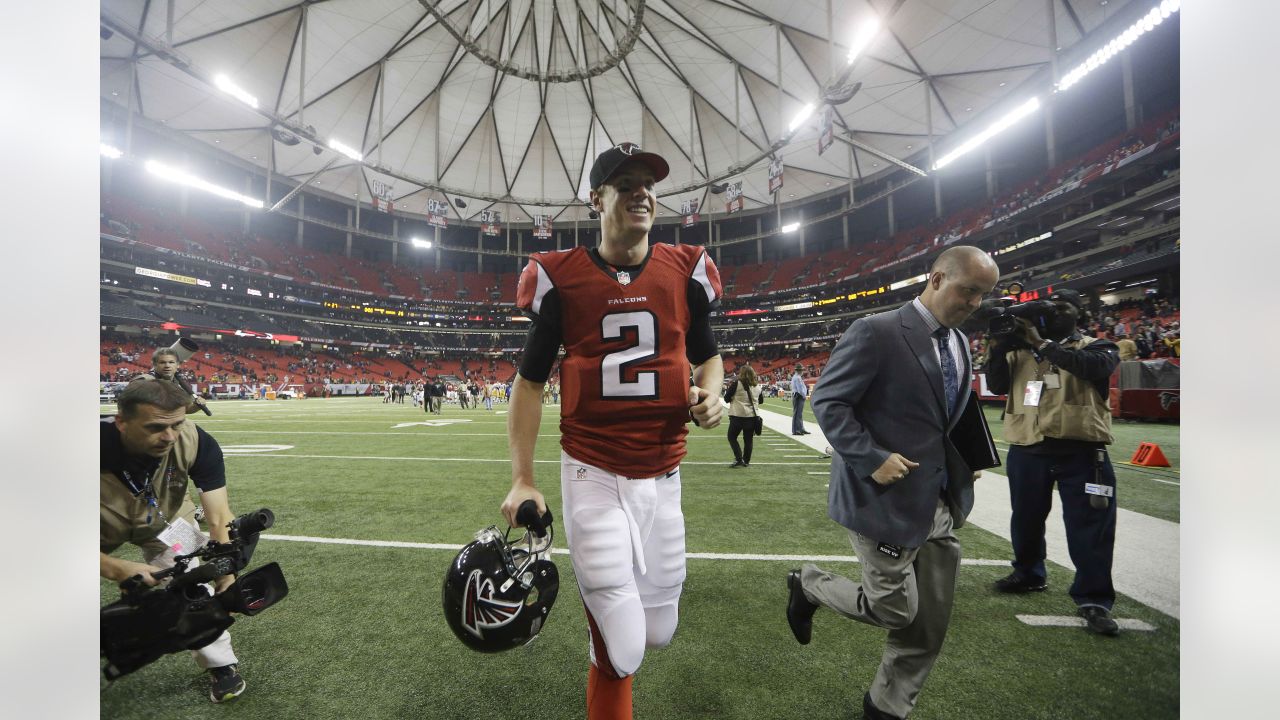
[1130,442,1171,467]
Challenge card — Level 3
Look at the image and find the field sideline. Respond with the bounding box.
[100,397,1179,719]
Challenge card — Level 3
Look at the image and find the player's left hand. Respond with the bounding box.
[689,386,722,429]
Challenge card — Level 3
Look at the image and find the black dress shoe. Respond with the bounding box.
[730,459,744,468]
[863,692,903,720]
[993,571,1048,593]
[786,570,818,644]
[1078,606,1120,636]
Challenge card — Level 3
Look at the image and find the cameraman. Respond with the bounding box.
[985,289,1123,636]
[100,380,247,701]
[136,347,208,414]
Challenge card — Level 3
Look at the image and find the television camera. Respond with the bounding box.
[101,508,289,680]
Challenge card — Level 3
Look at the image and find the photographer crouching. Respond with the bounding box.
[100,379,246,701]
[983,289,1124,636]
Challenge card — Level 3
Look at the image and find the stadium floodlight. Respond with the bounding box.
[932,97,1041,171]
[100,143,123,159]
[780,222,800,233]
[846,16,881,64]
[411,237,433,249]
[1058,1,1179,92]
[788,103,816,133]
[328,139,363,162]
[213,74,258,109]
[145,160,265,209]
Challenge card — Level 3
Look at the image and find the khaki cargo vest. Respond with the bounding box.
[1002,336,1114,447]
[100,420,201,554]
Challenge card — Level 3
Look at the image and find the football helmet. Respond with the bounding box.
[442,503,558,653]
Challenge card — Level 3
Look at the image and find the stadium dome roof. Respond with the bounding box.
[100,0,1135,223]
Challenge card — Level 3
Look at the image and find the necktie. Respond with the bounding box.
[935,327,958,417]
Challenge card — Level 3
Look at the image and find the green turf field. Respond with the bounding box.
[100,398,1178,719]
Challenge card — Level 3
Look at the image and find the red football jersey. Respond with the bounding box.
[516,243,722,477]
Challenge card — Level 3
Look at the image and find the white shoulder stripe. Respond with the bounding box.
[689,249,716,303]
[531,262,554,316]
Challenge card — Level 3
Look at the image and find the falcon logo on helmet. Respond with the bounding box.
[462,570,524,637]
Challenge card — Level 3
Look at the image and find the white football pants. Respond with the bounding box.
[560,451,686,678]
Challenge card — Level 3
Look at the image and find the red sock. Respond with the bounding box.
[586,663,633,720]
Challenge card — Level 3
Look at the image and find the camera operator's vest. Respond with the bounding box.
[1002,336,1114,447]
[100,421,201,555]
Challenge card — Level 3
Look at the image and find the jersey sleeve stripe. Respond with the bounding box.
[689,249,717,303]
[531,261,554,316]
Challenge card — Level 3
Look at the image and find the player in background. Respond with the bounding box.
[502,142,724,720]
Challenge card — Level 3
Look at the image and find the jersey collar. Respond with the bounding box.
[589,245,653,286]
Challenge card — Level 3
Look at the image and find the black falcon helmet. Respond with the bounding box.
[442,502,558,653]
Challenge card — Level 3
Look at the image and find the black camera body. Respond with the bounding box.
[101,509,289,680]
[988,299,1057,337]
[965,298,1058,339]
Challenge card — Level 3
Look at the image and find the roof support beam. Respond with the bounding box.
[836,134,927,177]
[269,156,339,213]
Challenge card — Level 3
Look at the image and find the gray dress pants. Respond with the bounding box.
[799,497,960,718]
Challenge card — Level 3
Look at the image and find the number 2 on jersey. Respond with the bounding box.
[600,311,658,399]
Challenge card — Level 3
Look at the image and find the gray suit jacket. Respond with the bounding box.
[811,302,975,548]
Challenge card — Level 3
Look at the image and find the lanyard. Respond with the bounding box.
[121,463,173,526]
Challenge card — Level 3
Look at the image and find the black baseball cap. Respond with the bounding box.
[1048,288,1086,310]
[589,142,670,189]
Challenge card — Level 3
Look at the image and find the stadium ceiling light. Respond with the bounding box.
[846,16,881,64]
[411,237,433,249]
[145,160,264,209]
[781,222,800,233]
[100,143,123,159]
[328,139,363,162]
[932,96,1041,170]
[1058,1,1179,91]
[213,74,258,109]
[788,103,816,133]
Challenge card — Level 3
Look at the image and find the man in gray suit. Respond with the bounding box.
[785,246,999,720]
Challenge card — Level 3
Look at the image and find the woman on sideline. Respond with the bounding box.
[725,364,762,468]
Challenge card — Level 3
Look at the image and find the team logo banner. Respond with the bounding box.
[427,198,449,228]
[371,178,394,213]
[533,214,552,239]
[818,106,834,155]
[725,181,744,213]
[480,210,502,237]
[681,198,700,227]
[768,158,784,193]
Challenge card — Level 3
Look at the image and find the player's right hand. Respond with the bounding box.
[871,453,920,486]
[501,484,546,528]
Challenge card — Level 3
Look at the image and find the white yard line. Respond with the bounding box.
[1016,615,1157,632]
[755,406,1181,619]
[228,454,829,466]
[259,533,1007,566]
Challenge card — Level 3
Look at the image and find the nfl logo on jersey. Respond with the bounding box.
[576,467,587,479]
[616,271,631,286]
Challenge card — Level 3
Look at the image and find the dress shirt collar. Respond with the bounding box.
[911,297,945,335]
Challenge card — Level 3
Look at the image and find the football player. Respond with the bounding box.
[502,142,724,720]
